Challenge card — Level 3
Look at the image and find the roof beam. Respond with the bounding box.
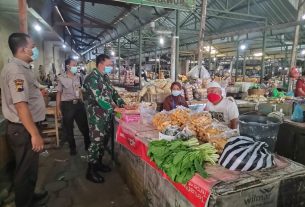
[81,0,85,38]
[54,22,103,28]
[59,2,113,29]
[69,27,98,39]
[75,0,131,8]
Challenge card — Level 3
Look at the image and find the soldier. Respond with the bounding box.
[1,33,48,207]
[56,57,91,155]
[83,54,125,183]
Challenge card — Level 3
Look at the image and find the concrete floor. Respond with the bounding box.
[36,132,140,207]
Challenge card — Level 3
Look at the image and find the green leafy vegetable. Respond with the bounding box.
[147,138,219,184]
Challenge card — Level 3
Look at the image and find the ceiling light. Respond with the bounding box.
[34,24,42,32]
[62,44,66,49]
[159,37,164,45]
[301,49,305,55]
[240,44,246,50]
[73,55,79,60]
[302,14,305,20]
[111,51,115,56]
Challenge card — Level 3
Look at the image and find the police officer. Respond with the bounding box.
[1,33,48,207]
[56,57,90,155]
[83,54,125,183]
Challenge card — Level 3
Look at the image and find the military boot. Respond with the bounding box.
[86,163,105,183]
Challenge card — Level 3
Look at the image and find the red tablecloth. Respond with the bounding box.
[116,125,217,207]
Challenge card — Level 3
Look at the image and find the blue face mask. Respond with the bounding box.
[104,66,113,74]
[31,47,39,61]
[172,90,182,97]
[70,66,78,74]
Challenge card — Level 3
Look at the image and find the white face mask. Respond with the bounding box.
[172,90,182,96]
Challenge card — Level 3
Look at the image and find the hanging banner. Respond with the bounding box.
[113,0,195,11]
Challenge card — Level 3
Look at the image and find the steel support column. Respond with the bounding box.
[170,36,176,81]
[261,26,267,83]
[155,47,157,79]
[175,10,180,81]
[139,27,142,89]
[235,44,240,82]
[118,38,121,85]
[18,0,28,33]
[208,41,212,71]
[243,54,247,81]
[291,0,304,68]
[198,0,208,78]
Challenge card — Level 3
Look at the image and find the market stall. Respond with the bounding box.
[114,107,305,207]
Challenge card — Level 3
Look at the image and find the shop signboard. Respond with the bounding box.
[113,0,195,11]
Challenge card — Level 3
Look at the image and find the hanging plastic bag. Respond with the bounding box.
[219,136,274,171]
[291,103,304,122]
[139,102,157,125]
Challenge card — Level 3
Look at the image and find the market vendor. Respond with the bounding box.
[295,73,305,97]
[83,54,125,183]
[205,82,239,129]
[163,82,188,111]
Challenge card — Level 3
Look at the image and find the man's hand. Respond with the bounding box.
[57,109,62,119]
[31,134,44,152]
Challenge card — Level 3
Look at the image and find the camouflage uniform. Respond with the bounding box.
[83,69,124,164]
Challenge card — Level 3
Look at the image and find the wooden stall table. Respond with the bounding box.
[275,118,305,165]
[114,121,305,207]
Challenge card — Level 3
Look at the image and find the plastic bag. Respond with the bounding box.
[140,102,157,125]
[219,136,274,171]
[291,103,304,122]
[187,65,211,80]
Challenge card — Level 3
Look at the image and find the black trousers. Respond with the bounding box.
[61,101,90,150]
[7,122,39,207]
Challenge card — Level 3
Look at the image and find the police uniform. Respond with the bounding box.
[1,57,45,207]
[56,74,90,152]
[83,69,124,164]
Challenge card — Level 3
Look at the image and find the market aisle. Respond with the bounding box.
[36,128,140,207]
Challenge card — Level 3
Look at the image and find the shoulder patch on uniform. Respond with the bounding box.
[14,79,24,92]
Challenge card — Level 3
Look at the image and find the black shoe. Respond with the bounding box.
[70,149,77,156]
[86,163,105,183]
[97,163,112,173]
[31,191,48,206]
[84,142,91,151]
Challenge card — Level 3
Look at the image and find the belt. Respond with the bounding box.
[62,99,82,104]
[8,120,43,127]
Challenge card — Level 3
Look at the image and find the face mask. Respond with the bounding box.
[172,90,181,97]
[31,47,39,61]
[104,66,113,74]
[207,93,222,104]
[70,66,78,74]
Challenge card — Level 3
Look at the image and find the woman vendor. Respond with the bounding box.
[205,82,239,129]
[163,82,188,111]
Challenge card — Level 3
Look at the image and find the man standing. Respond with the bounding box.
[56,58,91,155]
[1,33,48,207]
[83,54,125,183]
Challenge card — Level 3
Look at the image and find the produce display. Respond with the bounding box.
[139,79,173,103]
[245,95,268,102]
[125,70,135,86]
[152,108,238,153]
[148,138,219,184]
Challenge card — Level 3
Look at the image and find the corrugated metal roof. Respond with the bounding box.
[45,0,300,56]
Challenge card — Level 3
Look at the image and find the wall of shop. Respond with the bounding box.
[0,11,67,85]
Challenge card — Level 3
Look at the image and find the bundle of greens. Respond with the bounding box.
[147,138,219,184]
